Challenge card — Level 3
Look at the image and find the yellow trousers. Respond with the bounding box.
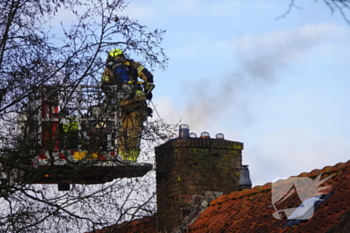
[118,101,147,161]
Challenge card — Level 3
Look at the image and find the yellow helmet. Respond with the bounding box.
[108,48,123,57]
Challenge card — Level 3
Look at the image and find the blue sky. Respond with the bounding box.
[122,0,350,185]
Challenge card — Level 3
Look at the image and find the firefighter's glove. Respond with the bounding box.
[144,82,154,100]
[147,107,153,117]
[146,92,153,100]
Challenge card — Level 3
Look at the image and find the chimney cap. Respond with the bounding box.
[179,124,189,129]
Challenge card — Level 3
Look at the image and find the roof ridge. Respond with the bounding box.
[296,159,350,178]
[119,215,155,227]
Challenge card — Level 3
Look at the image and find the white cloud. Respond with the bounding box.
[233,23,347,82]
[153,94,214,131]
[245,129,350,186]
[152,96,179,125]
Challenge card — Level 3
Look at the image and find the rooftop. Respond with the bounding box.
[187,160,350,233]
[91,157,350,233]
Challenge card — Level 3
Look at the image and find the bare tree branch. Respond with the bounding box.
[0,0,173,232]
[280,0,350,24]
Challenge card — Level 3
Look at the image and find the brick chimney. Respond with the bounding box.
[155,125,243,232]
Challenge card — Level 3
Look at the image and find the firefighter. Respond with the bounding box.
[101,49,154,161]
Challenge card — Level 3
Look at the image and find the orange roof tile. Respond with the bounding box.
[90,216,157,233]
[187,159,350,233]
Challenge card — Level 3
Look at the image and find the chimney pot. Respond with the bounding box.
[189,132,197,138]
[238,165,252,190]
[179,124,190,138]
[216,133,224,139]
[200,131,210,139]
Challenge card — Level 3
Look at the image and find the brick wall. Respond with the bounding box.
[155,137,243,232]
